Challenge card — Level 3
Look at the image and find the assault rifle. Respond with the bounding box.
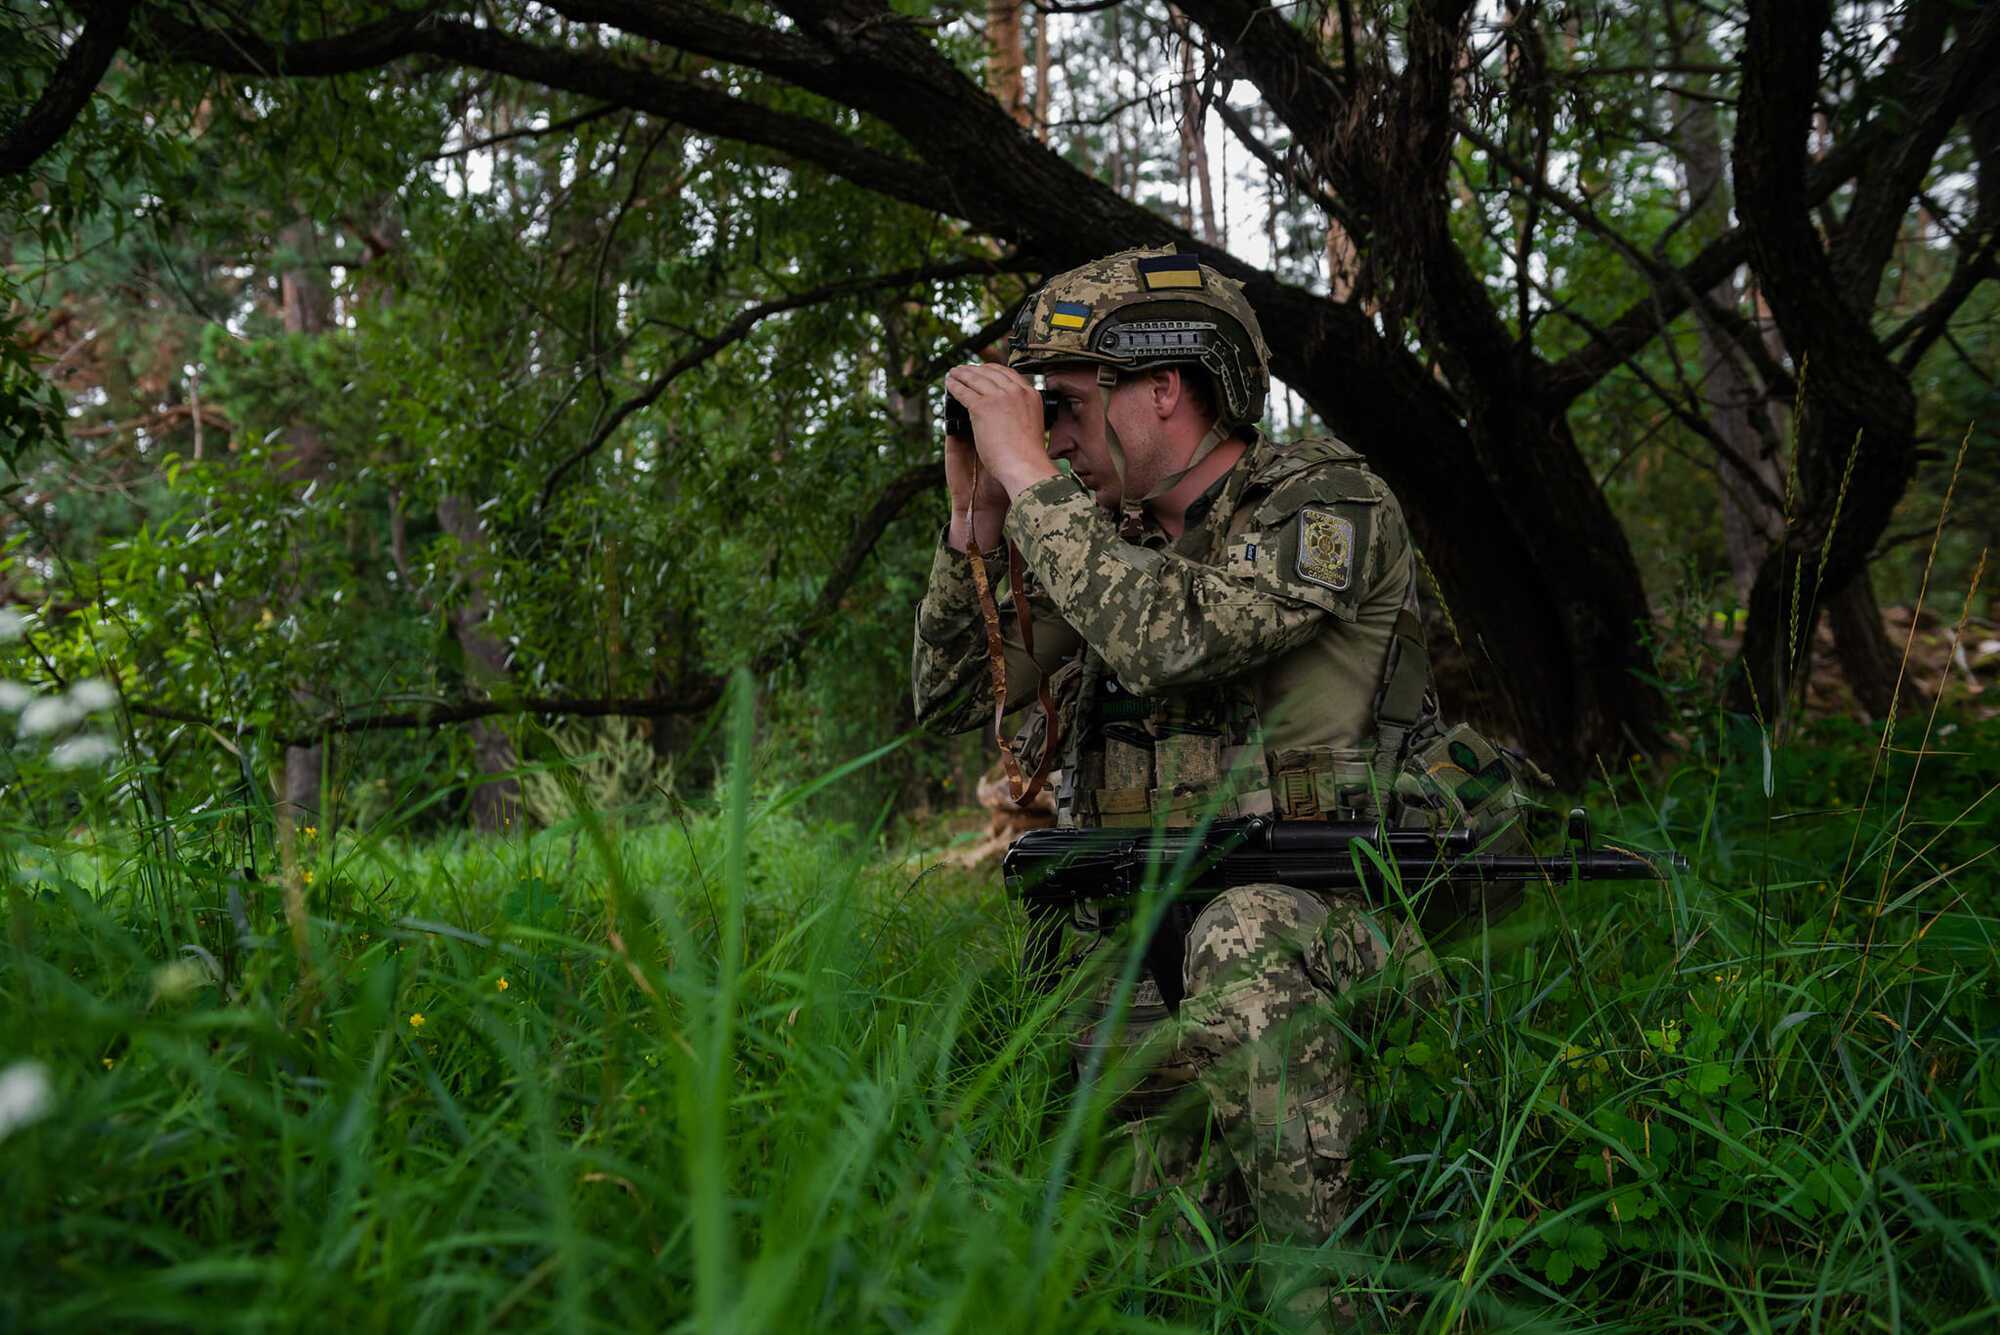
[1001,810,1685,1009]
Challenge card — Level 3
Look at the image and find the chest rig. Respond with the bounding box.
[1052,456,1270,828]
[1045,441,1436,832]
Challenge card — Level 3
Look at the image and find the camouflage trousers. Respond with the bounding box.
[1078,884,1433,1245]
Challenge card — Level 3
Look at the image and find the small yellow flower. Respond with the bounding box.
[408,1013,426,1030]
[102,1057,115,1070]
[1713,973,1723,983]
[301,869,315,886]
[304,825,318,839]
[496,978,510,992]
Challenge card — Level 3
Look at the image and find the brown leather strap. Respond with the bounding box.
[962,460,1060,805]
[1006,540,1061,805]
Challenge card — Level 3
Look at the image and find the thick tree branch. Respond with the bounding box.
[0,0,134,175]
[541,0,838,87]
[536,256,1029,508]
[132,5,958,216]
[1832,1,1997,309]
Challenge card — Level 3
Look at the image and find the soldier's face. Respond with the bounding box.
[1041,367,1149,511]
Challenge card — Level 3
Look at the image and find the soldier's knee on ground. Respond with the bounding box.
[1173,884,1442,1240]
[1173,884,1361,1238]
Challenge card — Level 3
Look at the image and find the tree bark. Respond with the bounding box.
[1827,573,1914,721]
[1033,7,1051,142]
[1172,9,1220,243]
[1666,6,1786,602]
[436,495,523,832]
[278,220,333,824]
[985,0,1029,130]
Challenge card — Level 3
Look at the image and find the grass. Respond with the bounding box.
[2,691,1998,1331]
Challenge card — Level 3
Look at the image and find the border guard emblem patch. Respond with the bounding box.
[1297,507,1353,591]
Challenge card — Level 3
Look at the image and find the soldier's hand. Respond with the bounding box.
[945,363,1059,500]
[944,427,1010,551]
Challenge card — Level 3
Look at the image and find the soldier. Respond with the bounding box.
[911,247,1434,1315]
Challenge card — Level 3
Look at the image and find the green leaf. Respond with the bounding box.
[1566,1223,1607,1272]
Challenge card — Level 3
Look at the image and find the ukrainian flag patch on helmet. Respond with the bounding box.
[1137,253,1203,290]
[1048,300,1090,330]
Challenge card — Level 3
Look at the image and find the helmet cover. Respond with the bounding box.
[1006,246,1271,429]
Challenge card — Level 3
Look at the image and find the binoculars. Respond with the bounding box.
[943,389,1063,444]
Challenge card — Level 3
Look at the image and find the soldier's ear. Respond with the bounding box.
[1149,367,1180,420]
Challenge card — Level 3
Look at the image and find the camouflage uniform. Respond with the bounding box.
[911,249,1433,1260]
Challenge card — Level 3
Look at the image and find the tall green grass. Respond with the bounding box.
[2,687,1996,1331]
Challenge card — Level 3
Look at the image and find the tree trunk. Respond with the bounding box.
[984,1,1029,130]
[278,219,332,824]
[1173,9,1219,244]
[1666,11,1788,602]
[436,494,522,832]
[1726,0,1975,723]
[1828,572,1921,721]
[1033,7,1050,142]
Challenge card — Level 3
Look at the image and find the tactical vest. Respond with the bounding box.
[1037,439,1536,846]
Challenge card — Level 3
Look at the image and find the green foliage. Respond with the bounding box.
[1354,709,2000,1325]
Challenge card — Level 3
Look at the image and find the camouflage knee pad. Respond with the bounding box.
[1174,883,1432,1240]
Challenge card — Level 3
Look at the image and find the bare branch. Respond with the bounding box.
[537,256,1030,508]
[128,693,726,748]
[421,102,623,161]
[1890,228,2000,371]
[1212,99,1361,239]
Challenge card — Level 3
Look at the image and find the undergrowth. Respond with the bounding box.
[2,687,1997,1331]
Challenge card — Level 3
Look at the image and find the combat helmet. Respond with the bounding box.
[1006,246,1271,431]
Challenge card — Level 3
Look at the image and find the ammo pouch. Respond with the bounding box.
[1391,719,1550,938]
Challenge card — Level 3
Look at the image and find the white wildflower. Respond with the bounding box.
[0,1061,55,1141]
[0,608,23,642]
[0,681,31,712]
[51,735,118,769]
[17,697,77,737]
[68,678,118,713]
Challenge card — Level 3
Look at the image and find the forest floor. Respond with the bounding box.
[3,707,1998,1331]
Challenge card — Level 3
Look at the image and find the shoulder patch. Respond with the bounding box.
[1296,507,1355,592]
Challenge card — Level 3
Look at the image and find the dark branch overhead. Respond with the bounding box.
[0,0,134,175]
[131,8,958,215]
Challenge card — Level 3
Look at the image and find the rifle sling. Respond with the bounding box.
[962,461,1059,805]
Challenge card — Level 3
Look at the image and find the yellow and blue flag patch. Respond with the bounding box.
[1048,300,1090,331]
[1137,253,1203,290]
